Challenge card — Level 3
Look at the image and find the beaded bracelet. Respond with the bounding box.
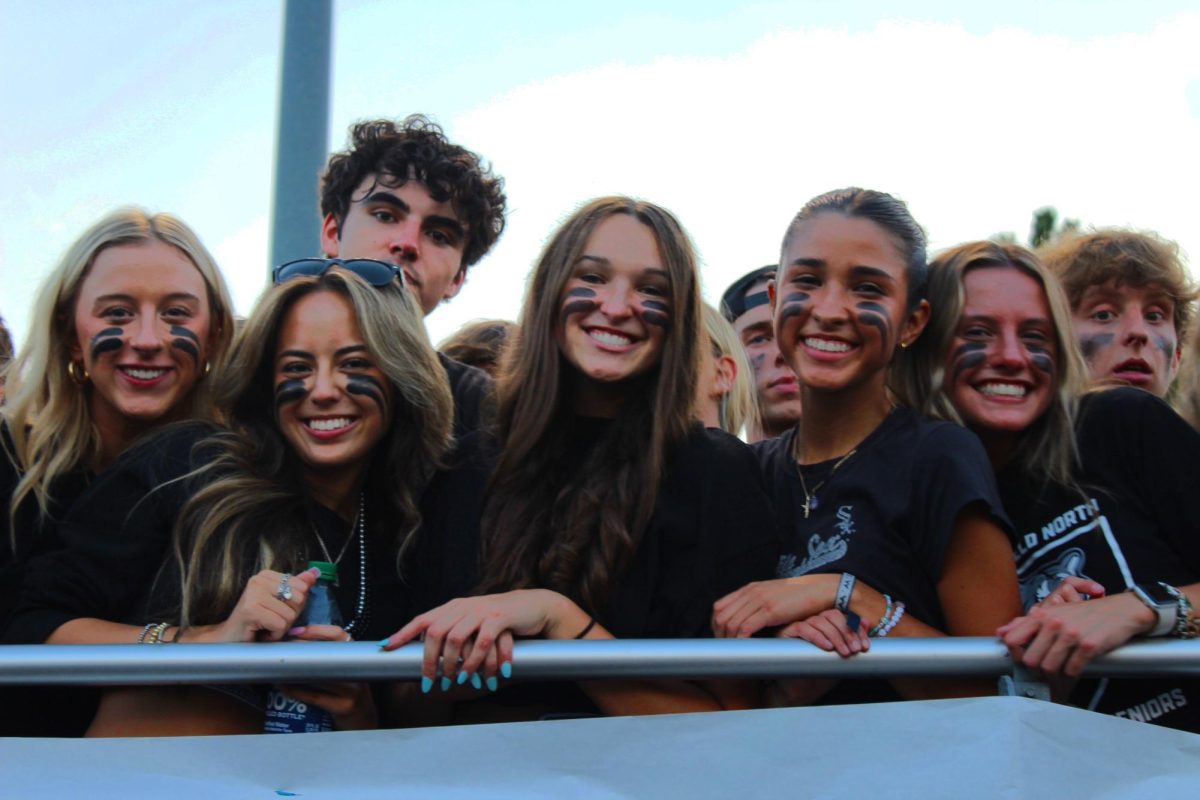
[876,601,907,638]
[137,622,156,644]
[868,594,894,637]
[143,621,170,644]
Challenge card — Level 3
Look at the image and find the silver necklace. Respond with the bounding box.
[312,494,361,567]
[309,493,369,636]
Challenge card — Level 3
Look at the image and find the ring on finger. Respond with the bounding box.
[276,573,293,602]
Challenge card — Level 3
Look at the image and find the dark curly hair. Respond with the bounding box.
[319,115,507,268]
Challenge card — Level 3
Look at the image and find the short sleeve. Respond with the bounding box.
[909,423,1012,581]
[1079,389,1200,574]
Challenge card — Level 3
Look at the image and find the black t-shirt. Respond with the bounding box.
[756,407,1010,631]
[0,422,96,737]
[755,407,1010,705]
[998,387,1200,732]
[9,422,481,646]
[441,354,492,438]
[460,421,779,720]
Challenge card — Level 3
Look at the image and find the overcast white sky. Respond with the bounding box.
[2,1,1198,349]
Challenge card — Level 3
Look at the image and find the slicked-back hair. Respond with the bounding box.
[781,187,929,313]
[174,269,453,625]
[438,318,515,376]
[478,197,702,614]
[1041,229,1197,340]
[3,208,234,553]
[320,115,507,269]
[894,240,1086,487]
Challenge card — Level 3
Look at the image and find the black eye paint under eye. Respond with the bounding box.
[950,342,986,384]
[1029,353,1055,377]
[562,287,599,319]
[1153,334,1176,362]
[778,292,810,322]
[1079,333,1114,361]
[89,328,124,360]
[170,326,201,367]
[347,374,388,413]
[274,379,307,407]
[855,302,892,351]
[640,299,670,329]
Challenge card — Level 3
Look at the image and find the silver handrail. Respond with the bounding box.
[1,638,1198,685]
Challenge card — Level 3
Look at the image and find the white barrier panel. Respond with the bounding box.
[2,638,1199,685]
[1,697,1197,798]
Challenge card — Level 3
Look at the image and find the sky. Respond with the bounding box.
[2,0,1198,349]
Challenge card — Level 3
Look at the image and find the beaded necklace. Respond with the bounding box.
[309,493,369,636]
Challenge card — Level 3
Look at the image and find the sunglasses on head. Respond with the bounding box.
[272,258,406,288]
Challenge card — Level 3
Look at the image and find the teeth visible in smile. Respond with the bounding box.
[978,383,1027,397]
[124,368,166,380]
[805,337,851,353]
[306,417,353,431]
[589,330,632,346]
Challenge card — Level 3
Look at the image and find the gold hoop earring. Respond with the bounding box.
[67,361,90,384]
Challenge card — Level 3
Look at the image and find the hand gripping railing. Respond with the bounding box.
[1,638,1198,688]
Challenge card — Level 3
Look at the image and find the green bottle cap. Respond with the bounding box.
[307,560,337,582]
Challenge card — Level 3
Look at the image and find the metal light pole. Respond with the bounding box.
[269,0,333,271]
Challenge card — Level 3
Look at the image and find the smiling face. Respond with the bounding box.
[1072,280,1180,397]
[775,213,926,395]
[556,214,671,409]
[274,291,392,488]
[70,240,213,442]
[321,173,468,315]
[731,281,802,436]
[946,266,1058,439]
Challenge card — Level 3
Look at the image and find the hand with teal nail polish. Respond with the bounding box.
[470,673,483,690]
[380,589,585,696]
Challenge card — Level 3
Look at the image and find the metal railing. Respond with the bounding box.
[1,638,1198,686]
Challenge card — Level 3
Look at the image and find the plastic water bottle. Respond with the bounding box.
[263,561,342,734]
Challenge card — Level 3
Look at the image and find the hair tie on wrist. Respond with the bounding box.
[574,617,597,639]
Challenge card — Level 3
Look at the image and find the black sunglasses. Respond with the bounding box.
[272,258,406,288]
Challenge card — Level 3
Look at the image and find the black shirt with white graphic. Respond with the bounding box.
[999,387,1200,732]
[754,407,1010,704]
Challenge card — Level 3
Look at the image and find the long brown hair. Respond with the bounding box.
[174,269,452,625]
[477,197,701,613]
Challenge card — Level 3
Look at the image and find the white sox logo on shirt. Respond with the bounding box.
[778,505,856,577]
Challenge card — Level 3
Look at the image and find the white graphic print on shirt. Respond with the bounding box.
[1014,497,1134,610]
[778,505,856,577]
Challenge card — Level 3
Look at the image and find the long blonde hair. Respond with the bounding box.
[175,268,452,625]
[893,240,1086,486]
[3,209,234,548]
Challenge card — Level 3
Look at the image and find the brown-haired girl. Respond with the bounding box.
[384,197,776,718]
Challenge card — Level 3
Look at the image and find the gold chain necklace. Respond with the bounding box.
[794,441,858,519]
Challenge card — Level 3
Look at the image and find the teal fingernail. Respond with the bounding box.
[378,638,391,648]
[500,661,513,679]
[440,676,452,692]
[456,670,469,685]
[420,676,433,694]
[486,676,499,692]
[471,673,482,690]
